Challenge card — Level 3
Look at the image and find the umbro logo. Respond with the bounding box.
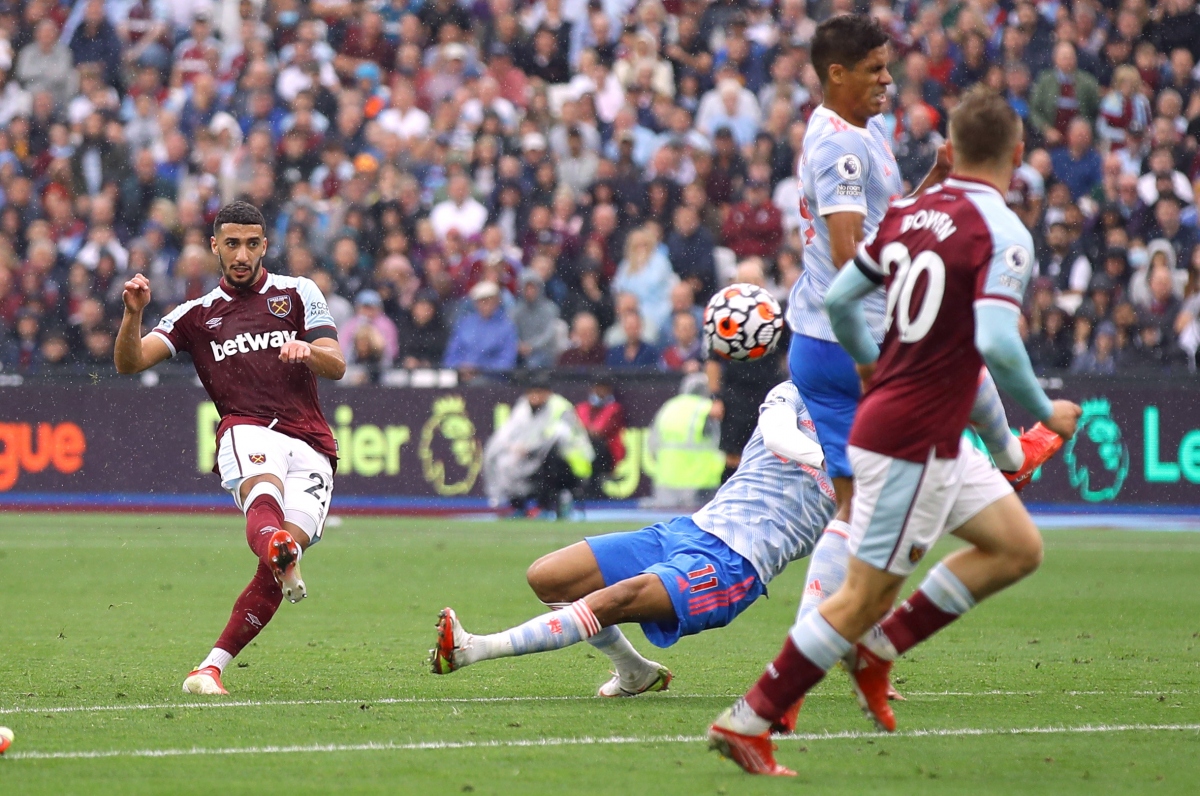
[205,317,223,330]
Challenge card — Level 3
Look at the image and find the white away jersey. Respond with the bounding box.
[692,381,836,584]
[787,105,904,343]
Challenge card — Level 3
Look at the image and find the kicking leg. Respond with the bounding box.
[970,369,1064,489]
[184,476,309,695]
[969,369,1024,471]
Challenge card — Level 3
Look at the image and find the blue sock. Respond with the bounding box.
[969,370,1024,471]
[795,523,850,623]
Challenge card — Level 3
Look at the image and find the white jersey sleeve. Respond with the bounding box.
[807,132,872,219]
[690,381,835,584]
[786,108,904,343]
[296,276,338,337]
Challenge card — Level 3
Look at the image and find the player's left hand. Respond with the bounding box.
[279,340,313,364]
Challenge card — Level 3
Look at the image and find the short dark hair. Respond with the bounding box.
[811,14,890,84]
[213,201,266,236]
[948,86,1021,168]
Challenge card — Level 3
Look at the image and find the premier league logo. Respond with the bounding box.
[267,295,292,317]
[836,154,862,180]
[1063,398,1129,502]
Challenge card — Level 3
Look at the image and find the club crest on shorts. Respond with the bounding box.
[248,453,267,465]
[909,544,927,564]
[267,295,292,317]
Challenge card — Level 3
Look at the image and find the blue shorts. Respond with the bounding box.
[789,334,861,479]
[585,516,765,648]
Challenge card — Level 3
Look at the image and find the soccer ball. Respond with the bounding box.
[704,283,784,362]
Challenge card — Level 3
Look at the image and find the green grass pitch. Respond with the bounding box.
[1,513,1199,795]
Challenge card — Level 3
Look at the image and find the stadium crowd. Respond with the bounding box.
[0,0,1199,380]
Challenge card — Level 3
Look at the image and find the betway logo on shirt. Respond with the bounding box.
[210,330,297,362]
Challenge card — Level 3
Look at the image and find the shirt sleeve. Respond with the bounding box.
[150,300,198,357]
[296,277,338,341]
[808,132,872,217]
[976,222,1036,310]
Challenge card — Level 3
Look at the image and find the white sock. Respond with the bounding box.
[727,697,773,736]
[588,625,655,681]
[458,601,601,666]
[990,434,1026,473]
[795,523,851,623]
[199,648,233,673]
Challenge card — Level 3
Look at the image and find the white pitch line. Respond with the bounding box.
[2,689,1189,716]
[6,723,1200,761]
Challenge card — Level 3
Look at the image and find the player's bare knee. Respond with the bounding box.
[526,555,567,603]
[1010,529,1043,579]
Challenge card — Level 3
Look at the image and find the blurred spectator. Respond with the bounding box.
[606,309,660,368]
[1049,118,1102,201]
[1071,320,1118,374]
[1037,220,1092,294]
[1031,43,1099,147]
[1097,66,1151,152]
[558,311,606,367]
[667,205,717,298]
[1148,195,1198,268]
[721,174,783,260]
[16,20,74,108]
[512,271,562,369]
[1027,306,1073,373]
[895,104,944,193]
[575,379,626,497]
[443,280,519,376]
[396,291,449,370]
[431,174,488,242]
[659,310,705,373]
[341,290,399,368]
[612,226,677,339]
[1137,262,1184,350]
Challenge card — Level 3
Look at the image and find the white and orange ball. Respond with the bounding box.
[704,283,784,361]
[0,726,13,754]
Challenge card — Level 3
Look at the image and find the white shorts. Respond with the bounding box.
[216,424,335,544]
[847,438,1012,577]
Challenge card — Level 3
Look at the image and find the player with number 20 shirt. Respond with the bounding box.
[114,201,346,697]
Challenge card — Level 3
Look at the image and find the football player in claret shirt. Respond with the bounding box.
[114,201,346,696]
[708,89,1081,776]
[782,13,1062,685]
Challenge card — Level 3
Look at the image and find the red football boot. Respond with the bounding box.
[182,665,229,695]
[847,644,896,732]
[708,710,796,776]
[268,529,306,603]
[1003,423,1064,492]
[769,698,804,735]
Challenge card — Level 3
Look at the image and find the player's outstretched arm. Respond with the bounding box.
[975,304,1080,439]
[114,274,172,374]
[824,262,881,366]
[279,337,346,380]
[758,403,825,469]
